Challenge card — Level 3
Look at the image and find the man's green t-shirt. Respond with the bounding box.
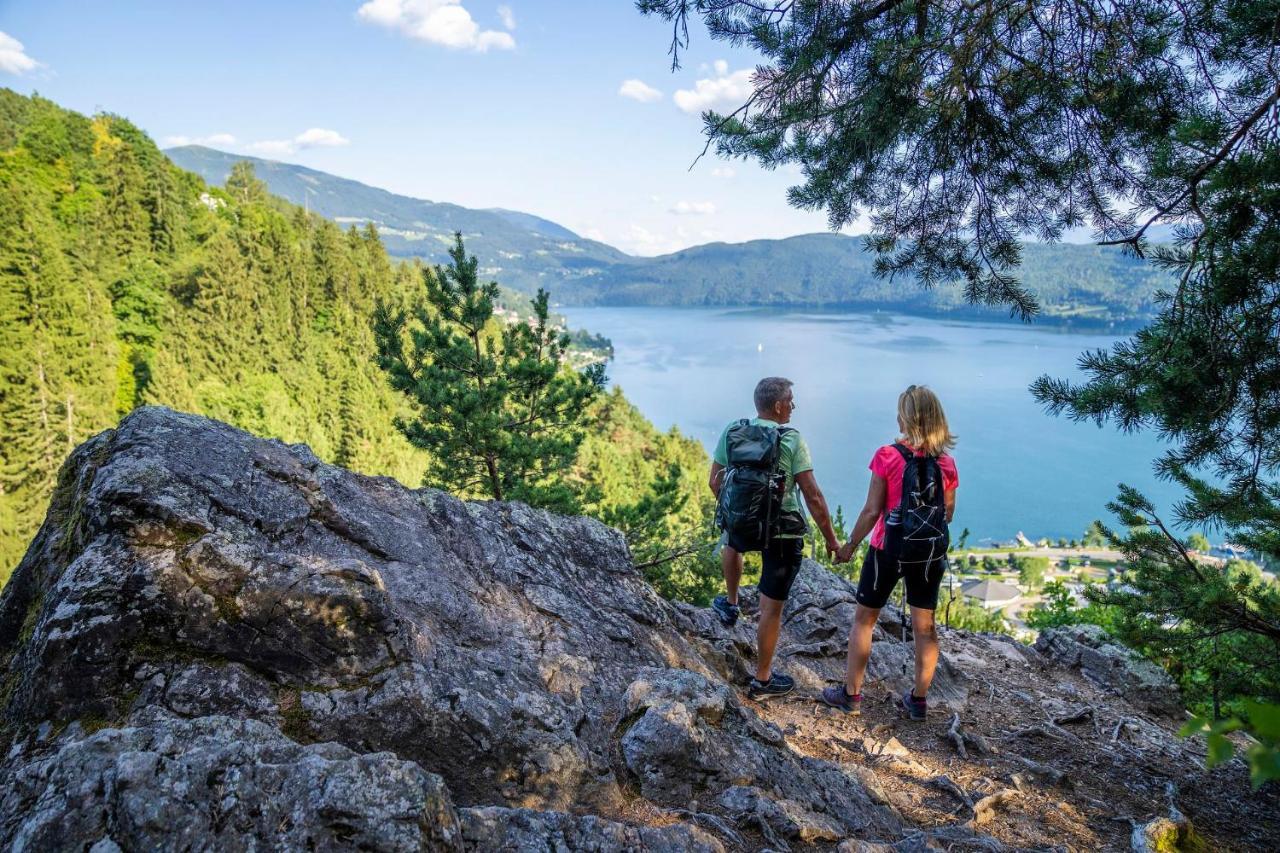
[713,418,813,538]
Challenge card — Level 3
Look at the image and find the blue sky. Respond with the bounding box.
[0,0,864,255]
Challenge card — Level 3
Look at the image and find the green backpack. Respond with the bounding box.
[715,420,804,550]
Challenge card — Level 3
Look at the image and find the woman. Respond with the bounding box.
[821,385,958,720]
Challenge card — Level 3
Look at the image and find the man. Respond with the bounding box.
[709,377,841,699]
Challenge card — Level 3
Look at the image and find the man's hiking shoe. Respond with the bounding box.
[820,684,862,715]
[749,672,794,700]
[711,594,740,628]
[901,690,927,721]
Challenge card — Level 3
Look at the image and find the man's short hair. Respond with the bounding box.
[754,377,794,413]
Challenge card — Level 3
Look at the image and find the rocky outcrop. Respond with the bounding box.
[1,408,1272,851]
[1033,624,1182,718]
[0,408,900,850]
[1,711,462,851]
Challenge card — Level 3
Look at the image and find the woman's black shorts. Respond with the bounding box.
[726,534,805,601]
[855,545,945,610]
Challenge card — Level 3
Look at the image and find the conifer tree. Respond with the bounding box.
[373,233,606,511]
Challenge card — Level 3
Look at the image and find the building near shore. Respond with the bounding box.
[961,579,1022,610]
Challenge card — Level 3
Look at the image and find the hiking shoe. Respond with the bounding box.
[711,594,740,628]
[900,690,927,721]
[749,672,795,700]
[820,684,862,715]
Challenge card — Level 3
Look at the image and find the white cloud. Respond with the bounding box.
[710,166,735,178]
[357,0,515,52]
[497,4,516,30]
[246,128,350,157]
[163,133,237,148]
[0,32,42,75]
[294,127,350,147]
[669,200,716,216]
[673,60,753,114]
[619,79,662,103]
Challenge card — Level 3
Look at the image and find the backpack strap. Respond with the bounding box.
[890,442,912,461]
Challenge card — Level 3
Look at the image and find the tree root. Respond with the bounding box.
[944,712,993,758]
[1053,706,1093,725]
[1005,720,1078,742]
[946,712,968,759]
[969,790,1019,827]
[930,774,975,811]
[660,808,745,848]
[1009,754,1071,789]
[1111,717,1139,743]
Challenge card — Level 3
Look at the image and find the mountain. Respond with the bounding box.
[166,146,1171,326]
[164,145,628,293]
[4,407,1273,850]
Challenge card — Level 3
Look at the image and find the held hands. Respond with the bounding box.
[824,535,840,560]
[835,540,858,564]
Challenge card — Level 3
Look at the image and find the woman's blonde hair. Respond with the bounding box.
[897,384,956,456]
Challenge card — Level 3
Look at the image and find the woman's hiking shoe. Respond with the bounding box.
[820,685,862,714]
[749,672,794,699]
[900,690,927,721]
[711,594,740,627]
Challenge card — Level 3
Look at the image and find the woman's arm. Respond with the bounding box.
[944,487,956,524]
[838,474,887,561]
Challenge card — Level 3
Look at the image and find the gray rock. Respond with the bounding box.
[459,806,724,852]
[1034,625,1182,717]
[718,786,844,842]
[0,713,462,851]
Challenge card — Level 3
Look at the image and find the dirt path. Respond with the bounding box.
[739,623,1280,851]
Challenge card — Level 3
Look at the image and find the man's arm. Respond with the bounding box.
[709,461,725,498]
[795,470,839,555]
[838,475,888,562]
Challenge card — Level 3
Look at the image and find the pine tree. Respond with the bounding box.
[373,233,606,510]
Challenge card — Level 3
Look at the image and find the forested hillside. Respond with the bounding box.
[0,91,710,583]
[169,146,1170,326]
[166,145,627,294]
[562,235,1171,324]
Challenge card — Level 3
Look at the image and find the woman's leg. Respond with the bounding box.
[845,603,879,694]
[909,606,939,697]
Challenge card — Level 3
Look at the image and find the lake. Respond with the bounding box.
[560,306,1182,544]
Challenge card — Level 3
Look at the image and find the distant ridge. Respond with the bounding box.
[166,146,1170,324]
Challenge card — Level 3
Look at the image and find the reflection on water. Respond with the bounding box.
[562,306,1179,542]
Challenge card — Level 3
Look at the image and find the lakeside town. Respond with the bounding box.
[931,532,1272,639]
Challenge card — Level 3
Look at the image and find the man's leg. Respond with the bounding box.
[755,593,784,681]
[845,603,879,694]
[910,606,939,698]
[722,545,743,605]
[754,537,804,684]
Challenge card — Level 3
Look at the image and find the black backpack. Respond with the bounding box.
[714,420,803,550]
[883,443,950,570]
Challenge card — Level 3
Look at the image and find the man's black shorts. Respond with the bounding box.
[726,534,804,601]
[855,545,945,610]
